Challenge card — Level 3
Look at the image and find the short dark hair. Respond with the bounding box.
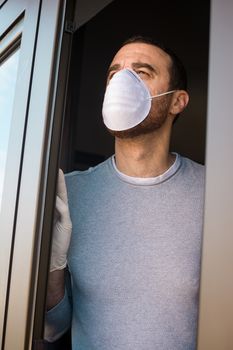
[121,35,188,92]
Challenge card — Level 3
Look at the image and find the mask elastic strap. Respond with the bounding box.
[148,90,176,99]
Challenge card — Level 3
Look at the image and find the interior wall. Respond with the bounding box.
[69,0,210,169]
[74,0,114,29]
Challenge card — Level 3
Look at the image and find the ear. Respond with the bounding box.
[169,90,189,116]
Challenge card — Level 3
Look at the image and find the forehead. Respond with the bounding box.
[111,43,172,72]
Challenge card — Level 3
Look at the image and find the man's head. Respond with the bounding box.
[104,35,189,138]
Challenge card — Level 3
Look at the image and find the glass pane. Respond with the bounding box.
[0,48,20,211]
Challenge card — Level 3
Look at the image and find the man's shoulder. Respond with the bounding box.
[179,155,205,183]
[181,156,205,170]
[64,157,112,182]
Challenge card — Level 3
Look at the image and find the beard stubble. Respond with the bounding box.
[106,95,172,139]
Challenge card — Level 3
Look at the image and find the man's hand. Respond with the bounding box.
[50,169,72,272]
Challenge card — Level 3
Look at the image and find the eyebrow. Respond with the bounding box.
[107,62,158,77]
[107,64,121,77]
[131,62,158,74]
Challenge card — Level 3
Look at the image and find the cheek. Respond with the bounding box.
[147,82,166,96]
[151,97,171,114]
[146,83,157,96]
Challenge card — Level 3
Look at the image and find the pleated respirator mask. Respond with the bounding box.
[102,68,175,131]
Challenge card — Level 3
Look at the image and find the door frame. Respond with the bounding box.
[197,0,233,348]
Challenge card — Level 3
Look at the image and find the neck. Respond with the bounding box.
[115,126,174,178]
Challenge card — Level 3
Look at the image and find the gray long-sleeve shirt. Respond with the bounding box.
[45,154,205,350]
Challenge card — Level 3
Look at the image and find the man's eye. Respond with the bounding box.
[136,70,148,77]
[108,72,116,80]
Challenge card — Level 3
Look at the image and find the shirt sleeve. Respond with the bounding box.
[44,269,72,342]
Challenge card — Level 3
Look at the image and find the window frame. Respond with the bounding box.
[0,0,74,348]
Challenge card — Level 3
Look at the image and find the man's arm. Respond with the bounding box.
[46,169,72,310]
[46,270,65,310]
[44,170,72,341]
[44,267,72,342]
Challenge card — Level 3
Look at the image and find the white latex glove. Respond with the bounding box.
[50,169,72,272]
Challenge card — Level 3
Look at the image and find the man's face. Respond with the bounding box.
[106,43,173,138]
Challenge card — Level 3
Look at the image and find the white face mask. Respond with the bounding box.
[102,68,175,131]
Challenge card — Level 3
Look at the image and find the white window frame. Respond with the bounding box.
[0,0,68,348]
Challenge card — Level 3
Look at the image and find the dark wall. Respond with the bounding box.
[67,0,210,169]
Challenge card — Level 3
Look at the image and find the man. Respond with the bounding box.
[45,36,205,350]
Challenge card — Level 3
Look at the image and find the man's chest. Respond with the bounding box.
[68,192,203,303]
